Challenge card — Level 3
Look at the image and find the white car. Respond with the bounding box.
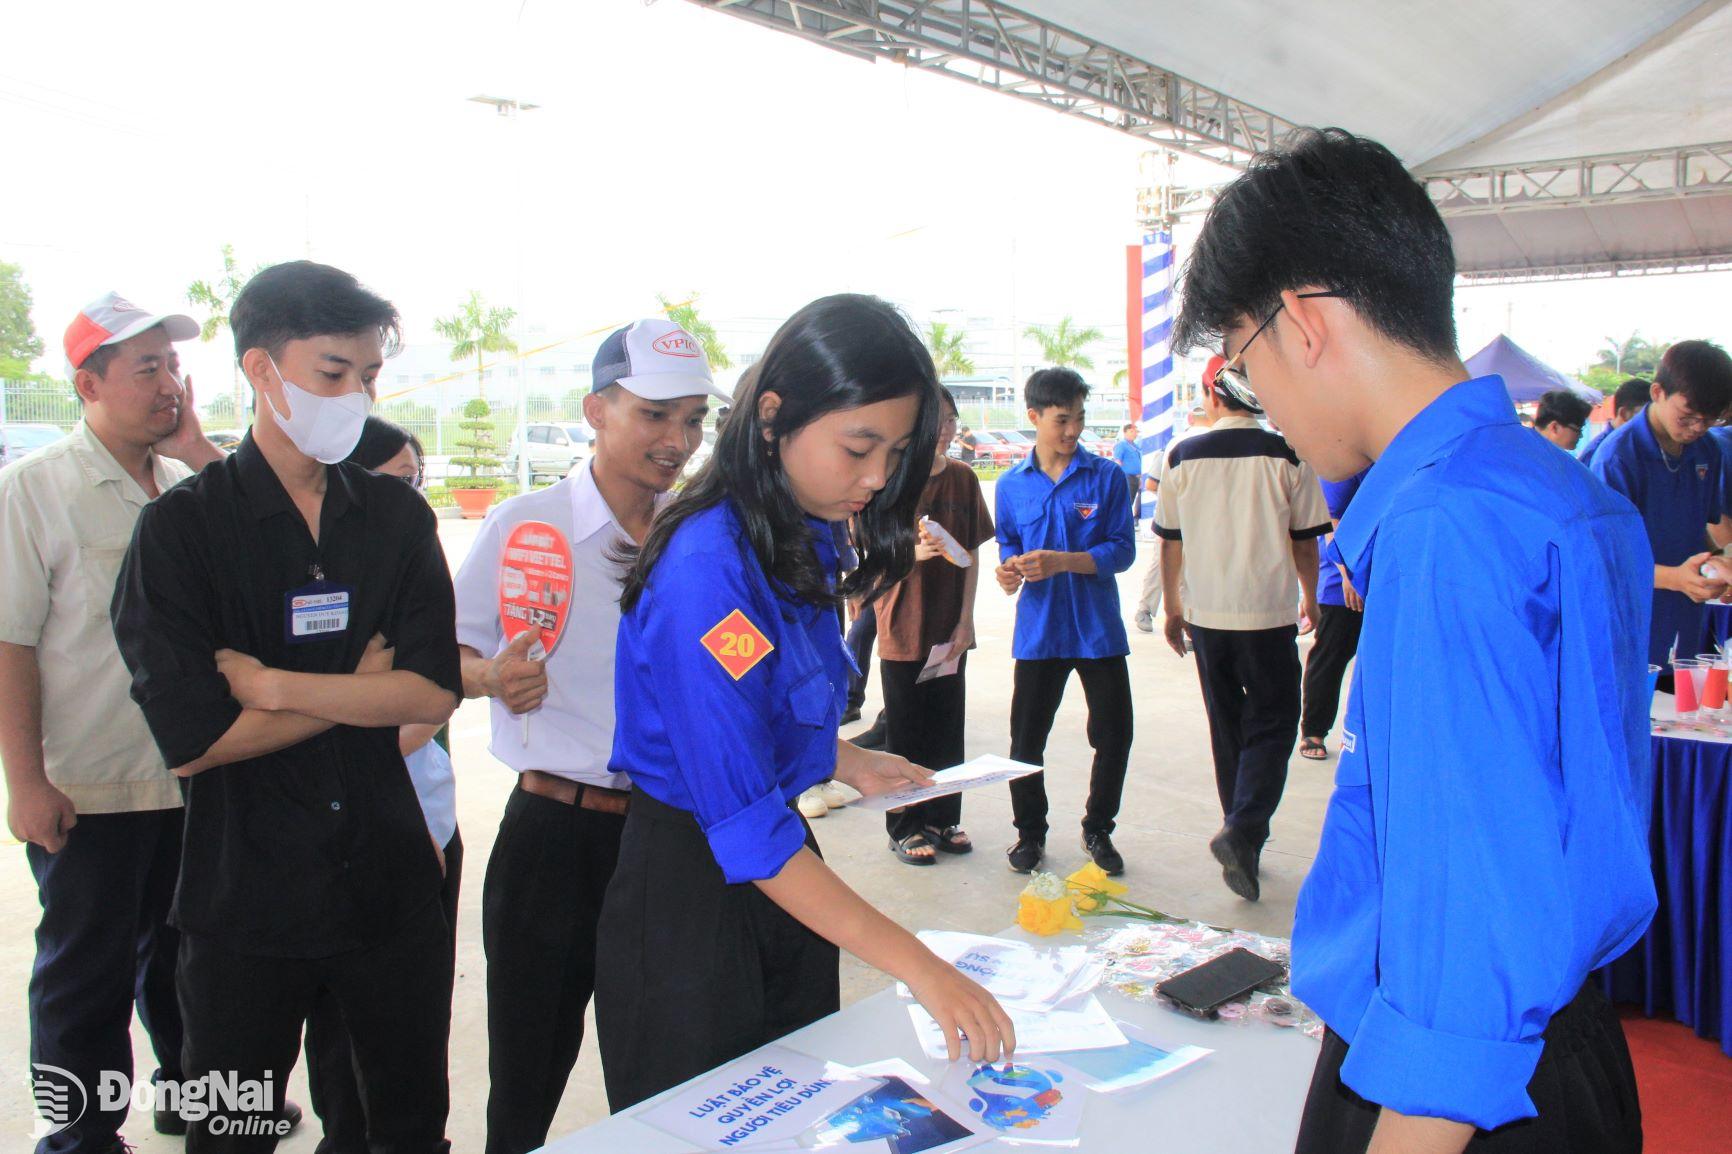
[505,422,593,484]
[0,423,64,469]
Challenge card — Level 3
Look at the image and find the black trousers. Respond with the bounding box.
[1008,656,1134,841]
[305,827,464,1154]
[1295,983,1642,1153]
[27,808,184,1154]
[881,654,967,842]
[1188,623,1301,852]
[1301,603,1364,740]
[594,791,839,1113]
[482,783,626,1154]
[178,898,453,1154]
[845,602,878,713]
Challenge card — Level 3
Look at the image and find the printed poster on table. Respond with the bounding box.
[635,1047,880,1150]
[937,1057,1089,1147]
[755,1060,988,1154]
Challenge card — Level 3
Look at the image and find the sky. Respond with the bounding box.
[4,0,1728,403]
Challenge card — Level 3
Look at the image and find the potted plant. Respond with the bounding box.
[448,397,504,519]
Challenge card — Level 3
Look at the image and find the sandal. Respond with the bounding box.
[889,832,938,865]
[925,825,974,855]
[1299,736,1329,761]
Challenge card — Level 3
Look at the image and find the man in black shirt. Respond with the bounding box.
[112,262,461,1152]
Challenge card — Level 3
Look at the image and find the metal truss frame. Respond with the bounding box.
[688,0,1302,166]
[1422,142,1732,215]
[1457,252,1732,285]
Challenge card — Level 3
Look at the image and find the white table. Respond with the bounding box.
[541,921,1319,1152]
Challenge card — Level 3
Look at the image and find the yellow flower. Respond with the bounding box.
[1066,863,1128,898]
[1016,893,1083,936]
[1074,893,1101,912]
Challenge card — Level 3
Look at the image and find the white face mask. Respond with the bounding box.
[264,355,371,464]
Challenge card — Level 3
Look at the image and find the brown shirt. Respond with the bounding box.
[877,459,994,662]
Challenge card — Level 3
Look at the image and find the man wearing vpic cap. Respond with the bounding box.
[0,292,236,1151]
[452,318,729,1154]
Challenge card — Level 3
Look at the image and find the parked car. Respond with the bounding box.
[0,423,64,469]
[505,422,593,484]
[207,430,244,454]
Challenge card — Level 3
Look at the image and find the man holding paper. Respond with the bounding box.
[874,387,993,864]
[452,318,728,1154]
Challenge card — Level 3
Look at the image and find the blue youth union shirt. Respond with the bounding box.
[995,448,1136,660]
[1112,438,1142,477]
[1316,469,1366,607]
[1292,376,1655,1130]
[1590,411,1726,665]
[609,500,850,884]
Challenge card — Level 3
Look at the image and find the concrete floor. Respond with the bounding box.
[0,483,1341,1150]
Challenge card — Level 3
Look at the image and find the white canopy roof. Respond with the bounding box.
[688,0,1732,280]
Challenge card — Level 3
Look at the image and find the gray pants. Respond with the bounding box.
[1137,544,1163,618]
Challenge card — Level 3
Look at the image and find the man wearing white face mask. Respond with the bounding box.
[111,262,463,1153]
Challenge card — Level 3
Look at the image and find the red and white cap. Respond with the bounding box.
[592,318,732,403]
[64,291,199,370]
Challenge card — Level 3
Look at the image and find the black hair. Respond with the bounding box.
[79,343,122,380]
[1025,367,1089,412]
[939,386,959,416]
[345,415,424,472]
[1173,128,1457,365]
[1654,341,1732,419]
[1534,390,1592,432]
[1613,377,1651,416]
[231,261,401,363]
[620,294,940,613]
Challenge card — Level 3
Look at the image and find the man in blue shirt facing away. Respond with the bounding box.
[1174,128,1654,1154]
[1576,376,1650,468]
[1112,422,1143,522]
[995,368,1136,876]
[1590,341,1732,669]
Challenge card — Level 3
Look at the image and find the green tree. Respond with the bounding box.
[925,321,975,377]
[1595,333,1667,377]
[449,397,504,488]
[1024,316,1104,370]
[435,291,518,402]
[0,260,46,380]
[657,292,732,371]
[187,244,268,418]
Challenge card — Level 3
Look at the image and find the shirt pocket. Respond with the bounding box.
[785,665,834,731]
[78,534,134,622]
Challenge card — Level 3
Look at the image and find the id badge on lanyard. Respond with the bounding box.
[285,563,354,644]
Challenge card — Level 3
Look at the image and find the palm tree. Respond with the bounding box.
[1601,333,1641,375]
[434,291,518,402]
[657,292,732,371]
[925,321,975,377]
[187,244,265,419]
[1024,316,1104,370]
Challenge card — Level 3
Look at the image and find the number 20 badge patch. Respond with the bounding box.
[701,609,776,680]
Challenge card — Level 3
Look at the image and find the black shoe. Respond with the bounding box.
[841,706,862,724]
[1209,828,1260,901]
[1006,837,1045,873]
[157,1099,302,1137]
[1081,831,1124,876]
[849,710,888,750]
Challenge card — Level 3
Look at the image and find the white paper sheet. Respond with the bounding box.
[1047,1021,1211,1093]
[915,641,963,684]
[635,1046,871,1150]
[938,1056,1091,1147]
[902,932,1105,1013]
[907,995,1127,1060]
[751,1059,990,1154]
[850,755,1040,812]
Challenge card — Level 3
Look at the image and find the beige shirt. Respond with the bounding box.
[0,421,189,812]
[1154,415,1332,631]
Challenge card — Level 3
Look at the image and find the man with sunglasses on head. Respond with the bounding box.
[1589,341,1732,670]
[1175,129,1653,1153]
[1153,340,1330,903]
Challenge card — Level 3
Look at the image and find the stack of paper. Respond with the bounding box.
[849,756,1041,812]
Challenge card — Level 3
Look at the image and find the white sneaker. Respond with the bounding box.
[1134,610,1154,633]
[818,780,850,809]
[797,788,829,819]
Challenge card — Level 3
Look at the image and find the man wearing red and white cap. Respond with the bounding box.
[453,317,728,1154]
[0,292,241,1150]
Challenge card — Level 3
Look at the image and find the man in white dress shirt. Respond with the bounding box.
[453,319,729,1154]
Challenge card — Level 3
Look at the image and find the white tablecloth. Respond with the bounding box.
[540,921,1319,1153]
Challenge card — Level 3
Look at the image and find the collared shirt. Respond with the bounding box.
[1153,415,1332,631]
[111,433,462,958]
[1316,470,1367,608]
[610,501,848,884]
[404,740,457,848]
[0,421,187,813]
[1590,410,1726,665]
[1292,376,1655,1130]
[1112,438,1142,477]
[453,461,661,789]
[995,448,1135,660]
